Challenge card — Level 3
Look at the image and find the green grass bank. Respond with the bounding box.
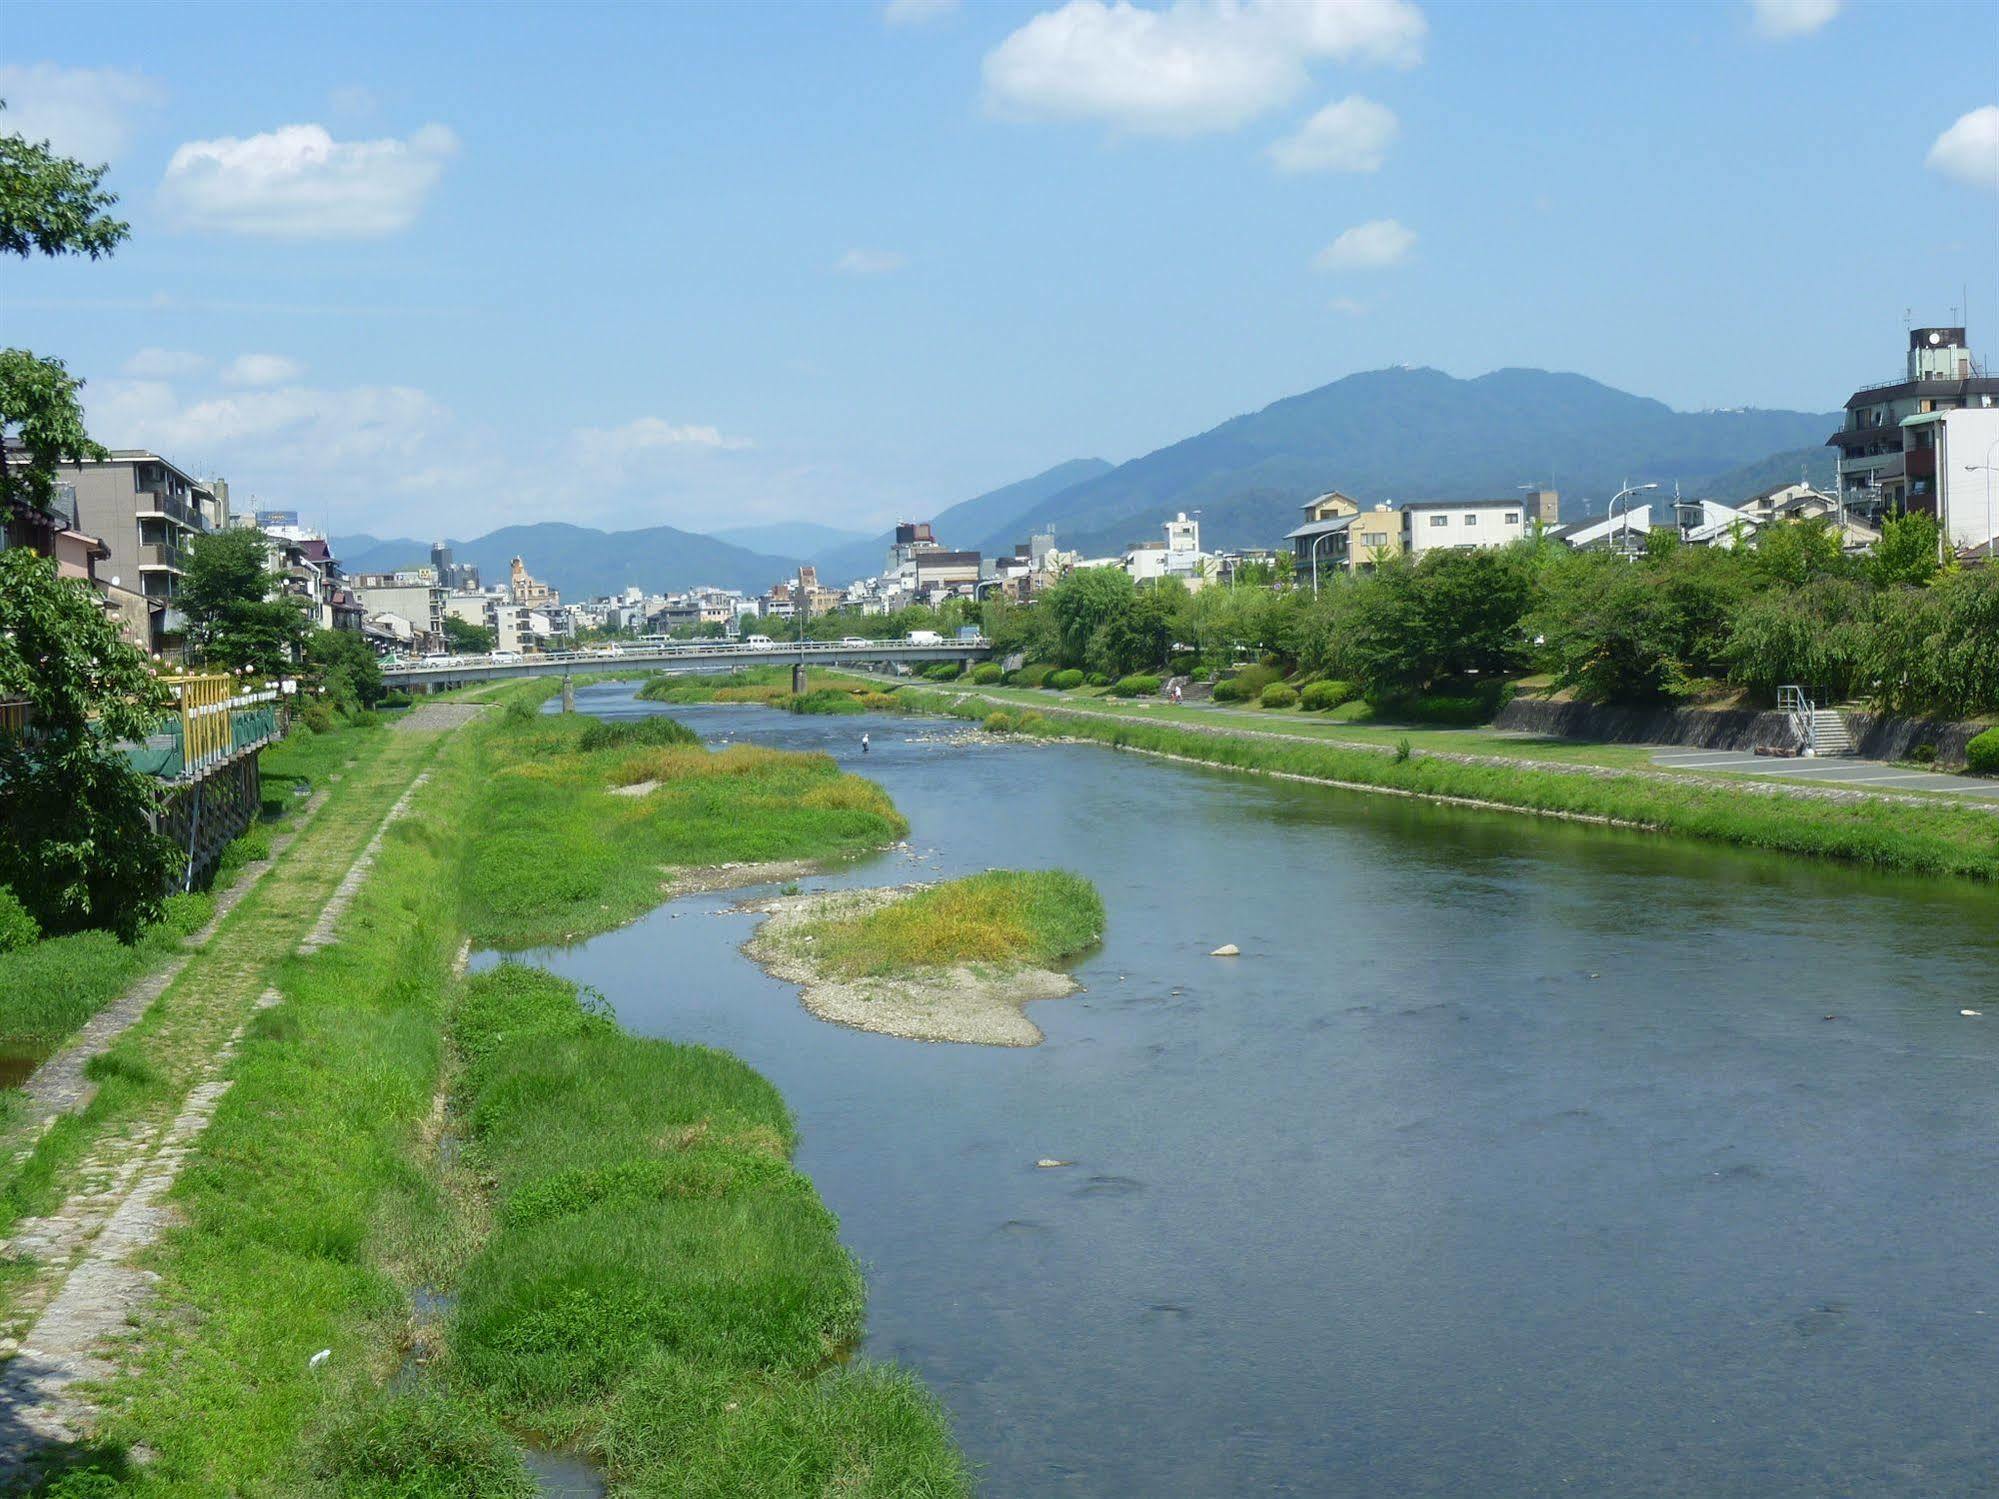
[18,684,968,1496]
[796,870,1104,980]
[884,684,1999,884]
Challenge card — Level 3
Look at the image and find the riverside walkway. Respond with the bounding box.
[0,702,481,1482]
[1648,747,1999,801]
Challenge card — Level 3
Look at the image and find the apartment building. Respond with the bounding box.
[1828,327,1999,519]
[1399,497,1533,557]
[56,450,230,651]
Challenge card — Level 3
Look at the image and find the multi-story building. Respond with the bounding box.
[1900,405,1999,555]
[350,567,446,649]
[885,521,940,575]
[508,555,557,607]
[1399,497,1533,558]
[56,450,230,652]
[1828,327,1998,519]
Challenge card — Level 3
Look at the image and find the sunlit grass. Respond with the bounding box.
[797,870,1104,979]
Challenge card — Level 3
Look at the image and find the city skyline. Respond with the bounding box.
[5,0,1996,540]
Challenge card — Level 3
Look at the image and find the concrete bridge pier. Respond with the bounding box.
[792,662,810,695]
[561,675,576,713]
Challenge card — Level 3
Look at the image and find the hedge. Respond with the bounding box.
[1050,669,1085,690]
[1086,672,1112,687]
[922,663,962,681]
[1109,675,1161,698]
[1260,684,1298,709]
[970,663,1003,684]
[1968,727,1999,777]
[1300,680,1355,711]
[1009,665,1053,688]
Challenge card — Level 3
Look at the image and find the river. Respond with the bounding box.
[525,683,1999,1496]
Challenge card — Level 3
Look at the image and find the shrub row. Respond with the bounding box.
[1109,675,1161,698]
[1968,727,1999,777]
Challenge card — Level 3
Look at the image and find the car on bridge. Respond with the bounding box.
[745,635,775,650]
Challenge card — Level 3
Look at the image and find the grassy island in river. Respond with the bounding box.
[745,870,1105,1047]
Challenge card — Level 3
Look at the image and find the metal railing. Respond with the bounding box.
[142,675,285,780]
[1778,684,1814,755]
[381,636,992,678]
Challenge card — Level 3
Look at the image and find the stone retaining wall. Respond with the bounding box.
[1494,697,1988,766]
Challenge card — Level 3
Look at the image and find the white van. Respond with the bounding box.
[905,630,942,646]
[745,634,775,650]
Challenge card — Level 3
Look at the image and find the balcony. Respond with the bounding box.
[134,489,209,532]
[137,542,185,572]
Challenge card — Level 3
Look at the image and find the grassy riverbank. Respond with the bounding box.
[639,668,897,716]
[797,870,1103,979]
[464,695,907,948]
[0,715,384,1088]
[14,685,969,1495]
[880,684,1999,883]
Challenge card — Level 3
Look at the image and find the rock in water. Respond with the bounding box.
[1036,1159,1072,1168]
[1210,944,1240,957]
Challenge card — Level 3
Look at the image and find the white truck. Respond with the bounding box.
[905,630,942,645]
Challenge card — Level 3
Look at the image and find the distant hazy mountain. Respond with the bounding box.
[807,458,1113,583]
[332,522,796,598]
[1697,446,1837,504]
[986,367,1840,556]
[708,520,869,556]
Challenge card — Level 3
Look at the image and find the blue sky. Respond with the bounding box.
[6,0,1996,542]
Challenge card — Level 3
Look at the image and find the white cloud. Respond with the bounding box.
[1926,106,1999,192]
[1314,217,1415,270]
[121,348,211,380]
[158,122,459,238]
[222,354,307,388]
[884,0,959,23]
[1748,0,1840,38]
[0,62,163,162]
[1328,296,1367,315]
[835,248,909,275]
[1268,94,1396,172]
[983,0,1423,136]
[575,417,753,464]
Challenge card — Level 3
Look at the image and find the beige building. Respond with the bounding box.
[55,450,230,652]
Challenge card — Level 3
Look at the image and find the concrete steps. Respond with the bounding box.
[1810,709,1853,756]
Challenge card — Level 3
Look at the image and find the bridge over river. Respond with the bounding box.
[380,637,995,691]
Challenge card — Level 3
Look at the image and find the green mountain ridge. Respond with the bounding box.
[332,522,798,599]
[980,366,1840,557]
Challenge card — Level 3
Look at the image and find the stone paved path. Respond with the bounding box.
[0,705,478,1481]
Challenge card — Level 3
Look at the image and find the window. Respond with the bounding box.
[1464,514,1478,526]
[1430,514,1448,528]
[1505,512,1520,525]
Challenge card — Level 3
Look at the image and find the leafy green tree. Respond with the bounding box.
[0,109,130,519]
[1334,549,1534,697]
[1722,579,1870,701]
[180,527,309,673]
[1869,511,1942,589]
[304,628,384,711]
[0,551,178,938]
[1529,545,1751,703]
[0,104,129,259]
[1046,567,1135,667]
[442,614,496,652]
[1749,517,1851,588]
[1866,567,1999,717]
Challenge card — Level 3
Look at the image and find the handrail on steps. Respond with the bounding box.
[1778,684,1815,755]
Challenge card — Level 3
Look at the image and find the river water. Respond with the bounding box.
[530,683,1999,1496]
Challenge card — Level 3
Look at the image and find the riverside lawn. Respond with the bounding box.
[871,682,1999,884]
[17,680,969,1497]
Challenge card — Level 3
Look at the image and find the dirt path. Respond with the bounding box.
[0,706,476,1480]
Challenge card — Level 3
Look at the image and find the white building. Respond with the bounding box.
[1398,498,1531,557]
[1901,405,1999,553]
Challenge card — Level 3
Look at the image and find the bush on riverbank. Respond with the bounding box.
[922,663,962,682]
[577,715,700,753]
[1110,674,1161,698]
[1211,664,1282,703]
[793,870,1103,979]
[1259,684,1298,709]
[787,688,867,715]
[1300,680,1356,711]
[1050,669,1085,690]
[970,663,1003,684]
[1967,728,1999,776]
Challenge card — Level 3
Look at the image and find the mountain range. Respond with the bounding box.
[970,367,1840,559]
[332,521,798,599]
[337,366,1842,598]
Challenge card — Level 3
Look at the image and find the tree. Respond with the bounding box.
[1046,567,1135,667]
[1749,517,1851,588]
[1870,511,1943,589]
[0,551,179,938]
[180,527,310,673]
[304,628,384,711]
[442,614,496,653]
[0,105,130,260]
[0,109,130,518]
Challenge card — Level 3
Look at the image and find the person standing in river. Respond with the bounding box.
[861,732,870,754]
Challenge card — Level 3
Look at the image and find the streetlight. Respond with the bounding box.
[1310,528,1336,596]
[1609,481,1659,560]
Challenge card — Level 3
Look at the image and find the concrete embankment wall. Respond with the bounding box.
[1493,698,1988,767]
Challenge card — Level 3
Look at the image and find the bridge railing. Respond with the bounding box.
[380,637,991,676]
[125,675,285,780]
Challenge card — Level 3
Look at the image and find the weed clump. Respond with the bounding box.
[794,869,1103,979]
